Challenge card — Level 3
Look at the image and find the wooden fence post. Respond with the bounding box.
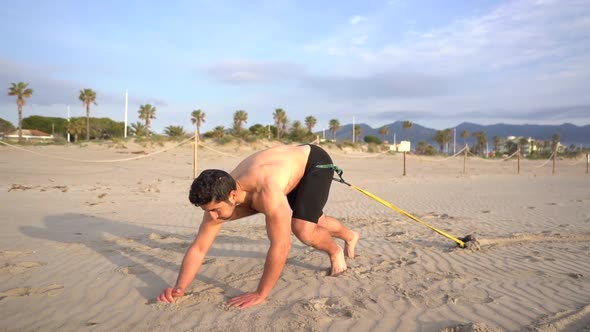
[463,144,468,174]
[193,131,198,179]
[403,151,407,176]
[516,146,520,174]
[552,147,556,175]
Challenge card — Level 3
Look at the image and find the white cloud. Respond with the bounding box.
[203,59,306,84]
[370,0,590,75]
[350,15,367,25]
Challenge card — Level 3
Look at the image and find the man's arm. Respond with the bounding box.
[226,190,292,309]
[157,215,221,303]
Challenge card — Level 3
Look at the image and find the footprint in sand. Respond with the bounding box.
[299,297,354,318]
[0,284,64,301]
[115,265,149,275]
[440,322,503,332]
[0,261,46,274]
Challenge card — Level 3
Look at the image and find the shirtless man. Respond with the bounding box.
[156,144,359,309]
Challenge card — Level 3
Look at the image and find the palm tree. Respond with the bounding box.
[442,128,453,153]
[273,108,288,139]
[518,137,528,155]
[378,125,389,142]
[79,89,97,141]
[472,131,488,155]
[138,104,157,136]
[430,129,453,153]
[129,121,147,136]
[304,116,317,134]
[290,120,307,141]
[329,119,340,141]
[402,120,413,140]
[212,126,225,138]
[164,125,187,139]
[461,130,470,148]
[8,82,34,143]
[551,133,560,152]
[493,136,501,154]
[233,110,248,134]
[191,109,206,138]
[66,118,85,142]
[354,125,362,143]
[433,130,446,153]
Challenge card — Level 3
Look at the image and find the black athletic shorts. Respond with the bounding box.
[287,144,334,223]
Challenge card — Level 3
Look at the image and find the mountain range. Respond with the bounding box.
[320,122,590,148]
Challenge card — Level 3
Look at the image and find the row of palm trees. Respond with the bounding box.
[190,108,322,141]
[7,81,416,143]
[7,82,169,142]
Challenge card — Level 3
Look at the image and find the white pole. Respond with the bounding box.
[67,105,70,143]
[352,116,355,143]
[323,128,325,140]
[267,124,270,139]
[124,89,128,138]
[394,132,396,146]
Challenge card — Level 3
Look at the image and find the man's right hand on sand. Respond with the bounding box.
[157,287,185,303]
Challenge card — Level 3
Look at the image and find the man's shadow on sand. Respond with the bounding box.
[19,213,321,301]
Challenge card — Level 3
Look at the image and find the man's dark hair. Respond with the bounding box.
[189,169,236,206]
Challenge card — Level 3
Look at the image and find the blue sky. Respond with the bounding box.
[1,0,589,133]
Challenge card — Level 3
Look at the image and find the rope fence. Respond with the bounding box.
[0,136,195,163]
[1,139,588,176]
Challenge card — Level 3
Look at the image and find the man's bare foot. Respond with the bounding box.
[344,231,359,258]
[329,245,347,276]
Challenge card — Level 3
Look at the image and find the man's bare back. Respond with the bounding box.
[230,144,310,213]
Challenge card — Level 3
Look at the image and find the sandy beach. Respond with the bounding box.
[1,141,589,331]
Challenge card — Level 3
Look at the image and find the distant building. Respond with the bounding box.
[2,129,55,142]
[502,135,564,156]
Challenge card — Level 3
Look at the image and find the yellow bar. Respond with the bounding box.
[351,184,465,247]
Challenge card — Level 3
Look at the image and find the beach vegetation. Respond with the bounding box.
[248,124,268,138]
[22,116,68,136]
[66,118,86,142]
[289,120,308,142]
[415,141,436,155]
[163,125,187,139]
[217,135,235,145]
[108,138,127,149]
[363,135,382,145]
[0,117,15,134]
[129,121,148,137]
[135,133,165,147]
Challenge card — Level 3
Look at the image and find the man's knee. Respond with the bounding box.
[291,219,315,245]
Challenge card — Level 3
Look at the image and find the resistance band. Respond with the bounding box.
[317,164,466,248]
